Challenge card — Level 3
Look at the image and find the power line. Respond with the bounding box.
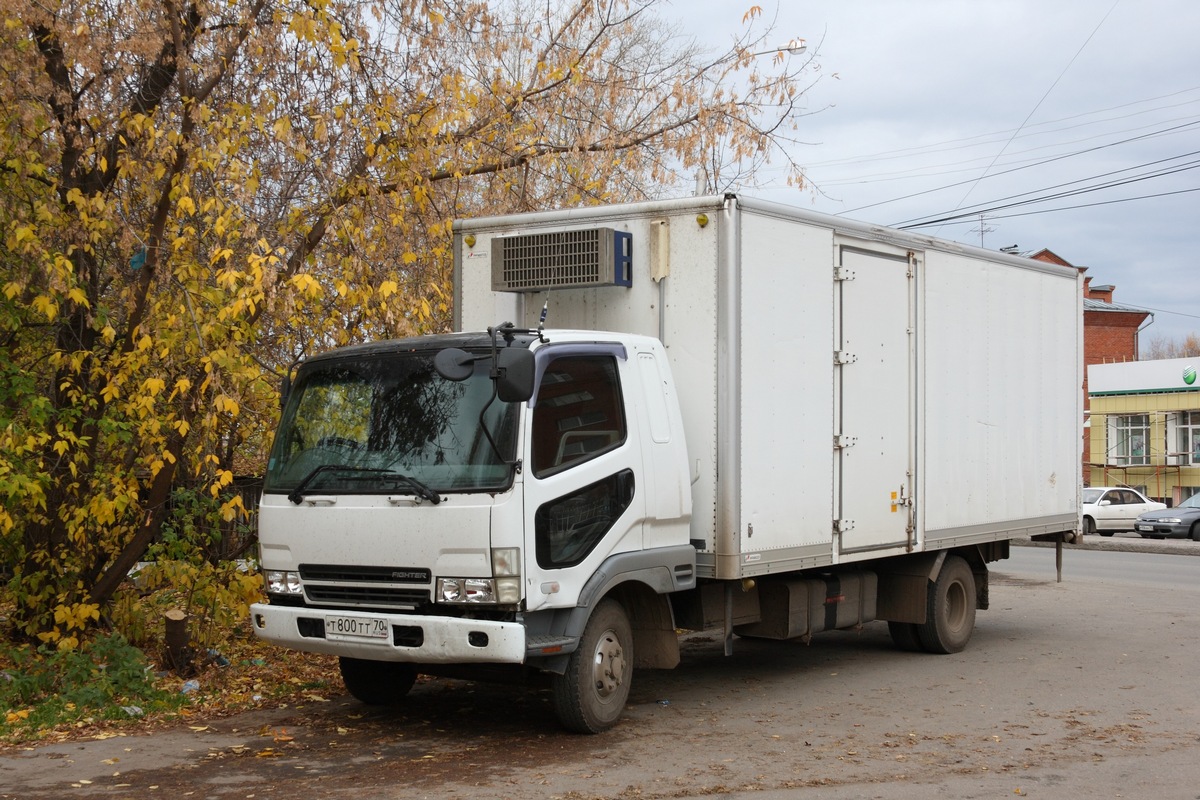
[933,0,1123,232]
[899,186,1200,228]
[841,119,1200,214]
[893,153,1200,227]
[802,85,1200,170]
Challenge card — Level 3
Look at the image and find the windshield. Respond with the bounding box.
[1180,492,1200,509]
[264,350,519,496]
[1082,488,1102,504]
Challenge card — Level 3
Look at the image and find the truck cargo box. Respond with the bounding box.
[455,195,1082,581]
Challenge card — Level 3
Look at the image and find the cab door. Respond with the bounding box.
[521,345,645,611]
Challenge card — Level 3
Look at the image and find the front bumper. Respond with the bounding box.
[1135,522,1189,538]
[249,603,526,664]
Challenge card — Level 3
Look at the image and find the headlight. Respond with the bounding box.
[437,548,522,605]
[438,577,497,604]
[265,570,303,595]
[1158,518,1182,525]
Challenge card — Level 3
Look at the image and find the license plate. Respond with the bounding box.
[325,615,389,641]
[1136,524,1152,532]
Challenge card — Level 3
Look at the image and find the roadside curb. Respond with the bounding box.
[1012,534,1200,557]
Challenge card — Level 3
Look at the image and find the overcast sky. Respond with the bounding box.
[673,0,1200,352]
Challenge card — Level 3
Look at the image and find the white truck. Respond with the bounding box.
[250,194,1082,733]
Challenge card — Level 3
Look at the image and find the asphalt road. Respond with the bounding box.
[2,538,1198,799]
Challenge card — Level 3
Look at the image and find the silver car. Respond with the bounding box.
[1081,487,1166,536]
[1134,492,1200,541]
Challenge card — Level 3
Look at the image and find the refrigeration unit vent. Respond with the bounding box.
[491,227,632,292]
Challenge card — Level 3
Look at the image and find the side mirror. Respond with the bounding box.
[433,348,476,381]
[496,348,535,403]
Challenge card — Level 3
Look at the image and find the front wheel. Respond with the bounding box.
[552,599,632,734]
[1191,522,1200,542]
[339,657,417,705]
[917,555,977,654]
[1083,517,1096,535]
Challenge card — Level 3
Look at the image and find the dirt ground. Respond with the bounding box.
[2,549,1198,799]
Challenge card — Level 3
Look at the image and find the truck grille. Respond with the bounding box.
[304,585,430,608]
[298,563,431,610]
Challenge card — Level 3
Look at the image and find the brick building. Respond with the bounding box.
[1029,249,1152,471]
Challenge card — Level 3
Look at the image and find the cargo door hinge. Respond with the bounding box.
[834,519,855,533]
[834,350,857,365]
[834,266,856,282]
[834,434,857,450]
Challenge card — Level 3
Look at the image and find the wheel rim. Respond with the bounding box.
[945,580,968,633]
[590,627,626,698]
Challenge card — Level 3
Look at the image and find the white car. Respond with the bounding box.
[1082,487,1166,536]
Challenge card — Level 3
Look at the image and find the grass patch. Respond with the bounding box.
[0,631,339,747]
[1,633,184,738]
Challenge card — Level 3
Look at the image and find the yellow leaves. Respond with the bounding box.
[219,494,246,522]
[5,709,30,725]
[31,294,57,321]
[53,602,101,636]
[66,287,89,307]
[401,252,417,265]
[378,280,398,299]
[214,395,240,416]
[290,273,323,300]
[143,377,166,397]
[10,224,35,247]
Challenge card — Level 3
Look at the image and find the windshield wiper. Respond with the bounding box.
[288,465,442,505]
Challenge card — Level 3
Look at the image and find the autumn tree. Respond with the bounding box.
[1143,332,1200,360]
[0,0,821,644]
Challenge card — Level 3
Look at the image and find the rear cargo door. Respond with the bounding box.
[835,246,917,553]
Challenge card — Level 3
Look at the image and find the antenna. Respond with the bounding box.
[537,294,549,341]
[968,213,994,247]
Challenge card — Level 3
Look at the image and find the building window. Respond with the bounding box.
[1111,414,1150,466]
[1176,411,1200,466]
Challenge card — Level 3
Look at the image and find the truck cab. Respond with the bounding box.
[250,327,695,732]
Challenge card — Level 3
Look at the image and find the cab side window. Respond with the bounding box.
[530,356,626,478]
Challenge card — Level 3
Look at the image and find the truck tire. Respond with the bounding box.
[551,599,632,734]
[338,657,417,705]
[916,555,976,654]
[887,621,924,652]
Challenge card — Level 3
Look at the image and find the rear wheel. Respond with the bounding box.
[339,657,417,705]
[917,555,976,654]
[552,599,632,734]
